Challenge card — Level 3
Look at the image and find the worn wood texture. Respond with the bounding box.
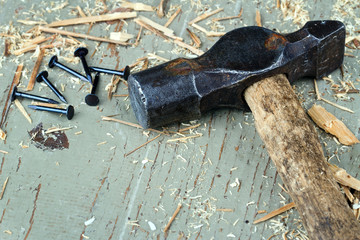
[244,74,360,240]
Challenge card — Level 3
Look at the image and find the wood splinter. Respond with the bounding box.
[308,104,359,146]
[0,177,9,200]
[253,202,296,224]
[164,203,182,232]
[26,48,46,91]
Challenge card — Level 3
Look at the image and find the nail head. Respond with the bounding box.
[49,56,58,68]
[36,71,48,82]
[74,47,88,57]
[85,94,99,106]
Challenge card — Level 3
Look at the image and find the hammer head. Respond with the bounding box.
[128,21,345,129]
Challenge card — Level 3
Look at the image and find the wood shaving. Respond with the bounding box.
[125,134,161,157]
[0,177,9,200]
[212,8,243,22]
[14,99,32,124]
[164,7,181,28]
[186,28,201,48]
[102,116,142,129]
[253,202,296,224]
[135,16,181,40]
[191,23,225,37]
[45,126,73,134]
[17,20,47,25]
[189,8,223,25]
[167,133,203,143]
[46,12,137,28]
[39,26,131,46]
[164,203,182,232]
[26,48,45,91]
[0,150,8,154]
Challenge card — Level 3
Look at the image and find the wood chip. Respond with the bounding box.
[157,0,165,17]
[164,203,182,232]
[0,150,8,154]
[46,12,137,27]
[122,2,153,11]
[308,105,359,145]
[216,208,234,212]
[164,7,181,27]
[39,26,131,46]
[189,8,224,25]
[0,177,9,200]
[328,164,360,191]
[109,32,134,42]
[256,10,262,27]
[0,128,6,141]
[14,99,32,124]
[253,202,296,224]
[26,48,45,91]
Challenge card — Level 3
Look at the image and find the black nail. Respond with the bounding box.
[28,105,74,120]
[11,86,60,104]
[36,71,68,104]
[74,47,92,84]
[85,73,100,106]
[48,56,90,83]
[89,65,130,80]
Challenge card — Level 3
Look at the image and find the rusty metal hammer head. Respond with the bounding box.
[128,21,345,129]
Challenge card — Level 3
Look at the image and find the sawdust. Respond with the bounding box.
[280,0,309,25]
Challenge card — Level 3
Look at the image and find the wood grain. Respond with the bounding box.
[244,74,360,240]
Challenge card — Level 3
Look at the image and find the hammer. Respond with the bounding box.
[128,21,360,239]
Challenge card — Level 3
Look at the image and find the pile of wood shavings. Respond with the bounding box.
[280,0,310,25]
[332,0,360,35]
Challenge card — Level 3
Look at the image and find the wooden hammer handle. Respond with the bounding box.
[244,74,360,240]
